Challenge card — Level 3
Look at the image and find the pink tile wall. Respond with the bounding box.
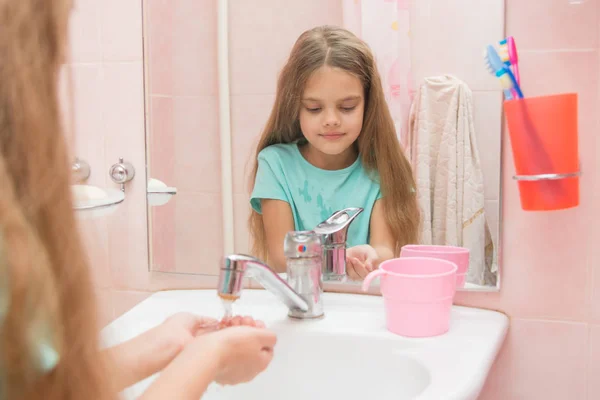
[145,0,223,275]
[454,1,600,399]
[63,0,150,326]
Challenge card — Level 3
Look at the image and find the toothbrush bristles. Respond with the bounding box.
[483,51,495,74]
[498,47,509,62]
[484,60,493,73]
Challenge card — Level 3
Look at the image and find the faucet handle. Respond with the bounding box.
[313,207,364,280]
[284,230,322,259]
[314,207,363,245]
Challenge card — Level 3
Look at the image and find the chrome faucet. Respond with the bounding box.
[217,207,363,319]
[217,254,310,314]
[315,207,363,281]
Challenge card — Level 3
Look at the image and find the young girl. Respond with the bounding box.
[249,26,420,280]
[0,1,275,399]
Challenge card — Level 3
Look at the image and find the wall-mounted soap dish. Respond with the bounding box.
[72,157,135,213]
[147,178,177,207]
[72,185,125,210]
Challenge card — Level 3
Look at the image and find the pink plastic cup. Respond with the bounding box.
[362,257,457,338]
[400,245,470,289]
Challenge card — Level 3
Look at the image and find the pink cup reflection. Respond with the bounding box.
[400,245,470,288]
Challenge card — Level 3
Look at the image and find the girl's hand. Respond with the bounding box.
[161,313,267,350]
[208,326,277,385]
[346,245,379,280]
[105,312,222,392]
[160,312,220,350]
[138,325,276,398]
[220,315,266,329]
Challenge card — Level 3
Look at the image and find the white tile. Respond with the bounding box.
[411,0,505,91]
[68,0,102,63]
[102,62,146,173]
[101,0,144,62]
[229,0,342,95]
[68,64,107,187]
[506,0,598,50]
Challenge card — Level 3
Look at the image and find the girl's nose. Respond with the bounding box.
[323,109,340,127]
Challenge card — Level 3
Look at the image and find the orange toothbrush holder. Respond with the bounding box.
[504,93,580,211]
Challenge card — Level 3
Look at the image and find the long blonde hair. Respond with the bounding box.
[248,25,420,260]
[0,1,113,399]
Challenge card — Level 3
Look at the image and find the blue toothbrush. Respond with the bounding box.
[484,45,524,99]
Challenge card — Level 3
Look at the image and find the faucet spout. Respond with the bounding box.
[218,254,309,313]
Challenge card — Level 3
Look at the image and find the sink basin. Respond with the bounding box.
[101,290,508,400]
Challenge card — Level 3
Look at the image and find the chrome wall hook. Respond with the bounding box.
[72,157,91,183]
[109,157,135,192]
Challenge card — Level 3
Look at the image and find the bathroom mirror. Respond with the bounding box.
[142,0,504,291]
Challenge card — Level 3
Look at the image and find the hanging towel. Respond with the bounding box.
[407,75,497,286]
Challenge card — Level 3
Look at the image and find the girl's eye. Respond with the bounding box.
[341,106,356,112]
[306,108,321,113]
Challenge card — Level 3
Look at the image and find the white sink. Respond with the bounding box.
[101,290,508,400]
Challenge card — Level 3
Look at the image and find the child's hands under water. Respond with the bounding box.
[161,312,266,351]
[346,244,379,280]
[219,315,266,329]
[161,313,275,387]
[142,313,275,396]
[208,326,276,385]
[162,313,277,385]
[161,313,220,350]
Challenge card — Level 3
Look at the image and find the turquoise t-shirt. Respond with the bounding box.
[250,143,382,247]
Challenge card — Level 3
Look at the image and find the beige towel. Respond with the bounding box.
[407,75,497,286]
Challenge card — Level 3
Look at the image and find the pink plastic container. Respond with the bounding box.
[362,257,457,338]
[400,245,470,289]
